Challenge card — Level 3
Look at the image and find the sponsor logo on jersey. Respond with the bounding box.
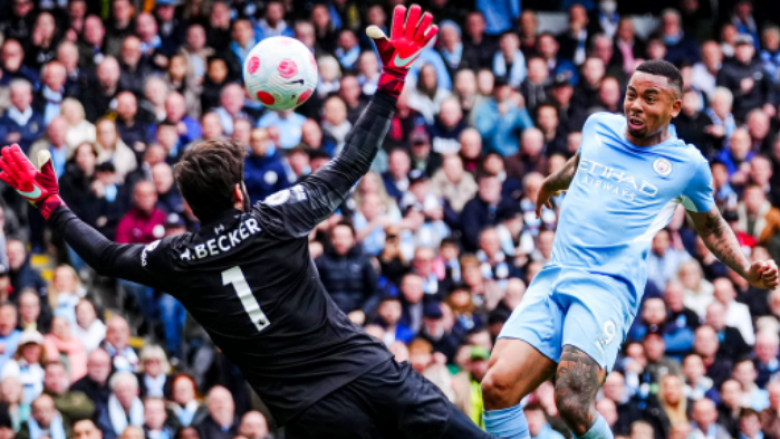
[180,218,262,261]
[653,158,672,177]
[578,157,659,202]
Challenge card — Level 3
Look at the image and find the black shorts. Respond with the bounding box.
[284,359,493,439]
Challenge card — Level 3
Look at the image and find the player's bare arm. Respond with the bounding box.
[689,207,779,289]
[536,154,579,217]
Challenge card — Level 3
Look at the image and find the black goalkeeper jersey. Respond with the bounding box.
[49,92,397,425]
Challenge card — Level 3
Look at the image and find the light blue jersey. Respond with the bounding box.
[500,112,715,370]
[554,112,715,298]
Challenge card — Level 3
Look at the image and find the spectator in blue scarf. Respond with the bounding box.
[254,1,293,42]
[493,32,527,89]
[244,128,290,203]
[437,21,468,80]
[760,26,780,84]
[334,29,361,71]
[731,1,760,51]
[226,19,256,79]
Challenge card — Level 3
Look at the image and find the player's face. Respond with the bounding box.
[624,72,682,142]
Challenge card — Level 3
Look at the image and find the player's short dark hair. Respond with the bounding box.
[634,60,683,97]
[174,139,247,224]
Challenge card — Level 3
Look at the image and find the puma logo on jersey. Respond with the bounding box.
[180,218,262,261]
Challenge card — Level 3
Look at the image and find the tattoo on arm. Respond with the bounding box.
[693,208,750,277]
[554,346,605,435]
[546,155,580,192]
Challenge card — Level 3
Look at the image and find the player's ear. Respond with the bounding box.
[233,184,244,208]
[670,95,683,119]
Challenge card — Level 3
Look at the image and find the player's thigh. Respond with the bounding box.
[497,266,564,364]
[481,338,557,409]
[558,274,633,373]
[285,386,381,439]
[483,269,562,408]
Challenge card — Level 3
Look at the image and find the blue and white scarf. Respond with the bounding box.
[335,46,361,70]
[230,40,255,68]
[705,108,737,140]
[7,106,33,127]
[171,401,200,427]
[27,413,65,439]
[108,394,144,435]
[493,50,527,88]
[440,43,463,69]
[41,86,63,126]
[761,49,780,83]
[140,35,162,54]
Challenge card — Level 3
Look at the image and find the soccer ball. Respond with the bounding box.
[243,36,318,111]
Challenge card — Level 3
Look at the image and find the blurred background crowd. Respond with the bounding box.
[0,0,779,438]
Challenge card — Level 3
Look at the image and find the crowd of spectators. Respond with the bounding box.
[0,0,779,437]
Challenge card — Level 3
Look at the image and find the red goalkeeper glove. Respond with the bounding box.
[0,144,64,219]
[366,4,439,99]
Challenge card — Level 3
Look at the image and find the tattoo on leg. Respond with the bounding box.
[554,346,603,436]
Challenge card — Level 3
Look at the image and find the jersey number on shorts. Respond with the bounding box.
[603,320,616,345]
[222,266,271,332]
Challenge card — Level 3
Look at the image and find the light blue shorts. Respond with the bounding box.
[499,265,639,372]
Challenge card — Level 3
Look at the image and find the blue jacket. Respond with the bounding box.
[147,116,202,146]
[475,99,533,157]
[0,66,39,87]
[664,35,701,65]
[382,173,406,203]
[0,111,45,152]
[389,324,415,344]
[244,150,291,204]
[476,0,521,35]
[314,245,380,315]
[716,148,754,176]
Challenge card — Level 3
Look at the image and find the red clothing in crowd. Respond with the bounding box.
[115,207,167,244]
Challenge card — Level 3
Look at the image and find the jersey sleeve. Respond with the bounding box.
[681,158,716,213]
[48,206,179,292]
[255,92,396,239]
[577,113,603,156]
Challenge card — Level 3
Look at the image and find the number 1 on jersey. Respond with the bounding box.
[222,266,270,332]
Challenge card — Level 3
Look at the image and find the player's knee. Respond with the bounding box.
[481,370,515,409]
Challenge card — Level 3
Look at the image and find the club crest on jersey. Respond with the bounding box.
[653,158,672,177]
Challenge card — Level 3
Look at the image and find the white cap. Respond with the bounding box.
[19,330,44,346]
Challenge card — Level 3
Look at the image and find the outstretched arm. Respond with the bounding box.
[257,5,439,238]
[535,154,579,217]
[689,207,779,289]
[0,145,172,290]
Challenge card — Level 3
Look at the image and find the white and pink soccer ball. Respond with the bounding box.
[243,36,319,110]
